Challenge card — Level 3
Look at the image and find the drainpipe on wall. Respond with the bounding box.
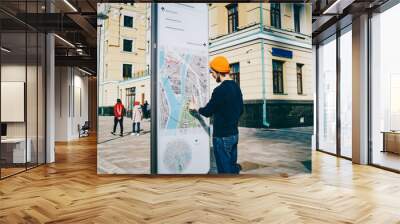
[259,2,270,128]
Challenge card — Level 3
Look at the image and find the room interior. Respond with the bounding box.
[0,30,46,178]
[0,0,97,179]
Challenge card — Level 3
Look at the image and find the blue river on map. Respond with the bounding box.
[160,53,191,129]
[159,50,165,67]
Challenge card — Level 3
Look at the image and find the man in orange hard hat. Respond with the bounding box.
[189,56,243,174]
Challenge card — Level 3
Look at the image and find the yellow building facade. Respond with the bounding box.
[98,3,151,116]
[209,3,313,128]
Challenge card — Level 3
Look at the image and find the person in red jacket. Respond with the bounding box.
[112,99,124,137]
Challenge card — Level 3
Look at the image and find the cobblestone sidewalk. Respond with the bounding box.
[97,116,312,175]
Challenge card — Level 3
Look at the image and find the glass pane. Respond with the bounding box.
[124,16,133,27]
[294,5,301,33]
[27,31,38,169]
[1,31,27,177]
[318,36,337,154]
[371,4,400,171]
[25,0,38,169]
[340,28,352,158]
[123,39,132,52]
[38,32,45,165]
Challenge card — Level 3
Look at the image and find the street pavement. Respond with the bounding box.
[97,116,311,175]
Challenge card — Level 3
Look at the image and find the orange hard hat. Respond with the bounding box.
[209,56,230,74]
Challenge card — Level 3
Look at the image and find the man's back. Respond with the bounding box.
[114,103,124,118]
[199,80,243,137]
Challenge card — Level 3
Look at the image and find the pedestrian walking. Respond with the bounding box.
[131,101,143,136]
[189,56,243,174]
[147,103,151,119]
[142,100,149,119]
[112,99,124,137]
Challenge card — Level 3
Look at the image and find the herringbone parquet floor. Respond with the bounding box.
[1,136,400,223]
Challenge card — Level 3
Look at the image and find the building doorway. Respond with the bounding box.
[126,87,136,118]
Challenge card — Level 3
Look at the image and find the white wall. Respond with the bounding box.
[55,66,69,141]
[1,64,33,138]
[1,62,47,164]
[55,67,89,141]
[72,73,89,138]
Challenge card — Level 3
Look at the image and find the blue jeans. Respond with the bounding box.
[132,122,140,133]
[212,134,240,174]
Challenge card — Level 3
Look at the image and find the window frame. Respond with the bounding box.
[297,63,304,95]
[270,3,281,29]
[272,60,284,94]
[229,62,240,86]
[122,63,133,80]
[122,38,134,52]
[226,3,239,34]
[293,5,301,33]
[123,15,134,28]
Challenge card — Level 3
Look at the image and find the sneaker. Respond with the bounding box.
[130,133,135,136]
[120,133,123,137]
[111,132,115,135]
[236,164,242,174]
[136,133,140,136]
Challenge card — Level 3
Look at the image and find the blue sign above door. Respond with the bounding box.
[272,48,293,59]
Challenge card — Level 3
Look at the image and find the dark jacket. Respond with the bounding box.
[199,80,243,137]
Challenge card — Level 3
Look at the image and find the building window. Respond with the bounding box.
[123,64,133,80]
[294,5,301,33]
[270,3,281,29]
[123,39,133,52]
[226,3,239,34]
[123,15,133,28]
[230,62,240,86]
[297,63,303,95]
[273,60,284,94]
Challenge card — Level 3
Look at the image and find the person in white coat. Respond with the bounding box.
[131,101,143,136]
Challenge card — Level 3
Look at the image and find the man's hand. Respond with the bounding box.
[188,96,198,112]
